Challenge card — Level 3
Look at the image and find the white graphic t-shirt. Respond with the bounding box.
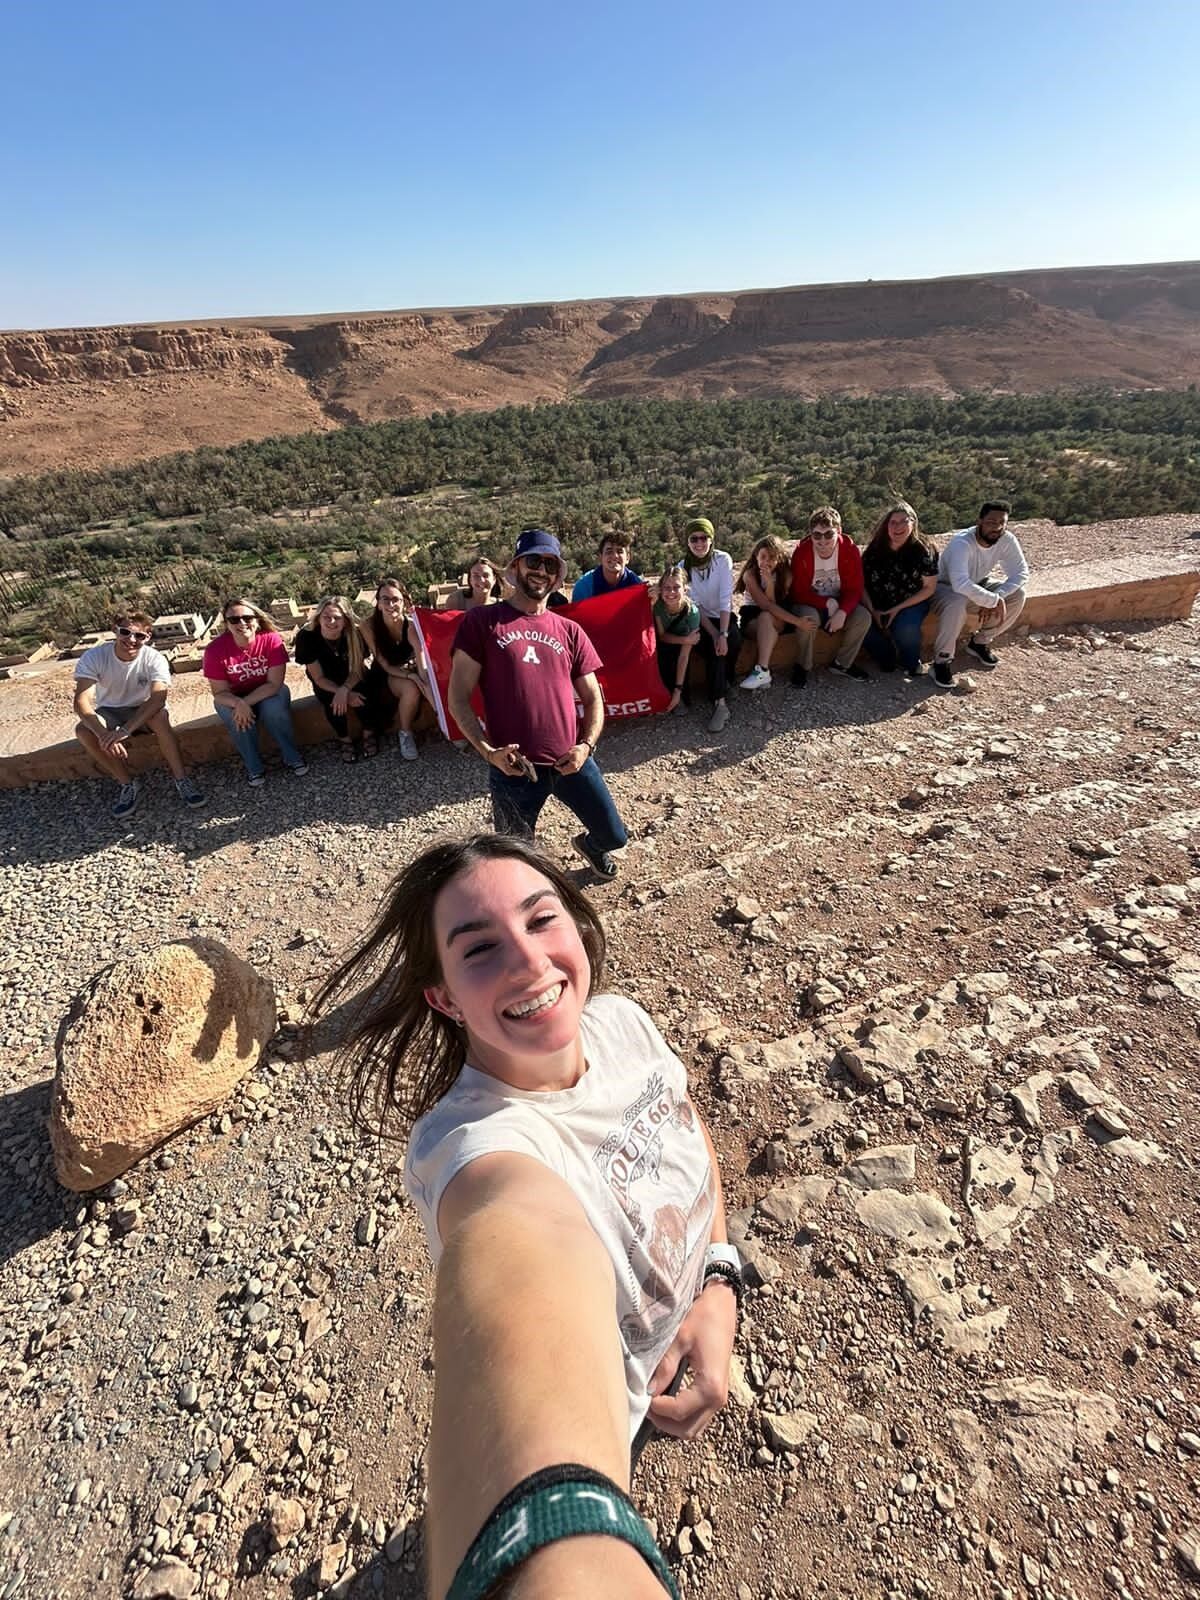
[405,994,716,1438]
[74,641,171,708]
[810,546,841,599]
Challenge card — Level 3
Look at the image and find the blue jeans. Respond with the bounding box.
[215,684,303,778]
[864,599,931,673]
[489,757,628,855]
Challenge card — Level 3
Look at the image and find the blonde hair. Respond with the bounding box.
[220,597,276,635]
[304,594,366,679]
[657,565,690,608]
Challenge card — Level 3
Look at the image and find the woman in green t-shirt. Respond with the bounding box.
[653,567,701,714]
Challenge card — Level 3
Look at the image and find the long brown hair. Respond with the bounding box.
[735,535,790,603]
[865,501,934,558]
[308,833,608,1137]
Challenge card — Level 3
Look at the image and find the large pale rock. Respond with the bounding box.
[50,938,276,1191]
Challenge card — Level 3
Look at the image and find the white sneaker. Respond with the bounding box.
[739,664,771,691]
[707,701,730,733]
[398,731,419,762]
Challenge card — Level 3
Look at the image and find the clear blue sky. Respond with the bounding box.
[4,0,1197,329]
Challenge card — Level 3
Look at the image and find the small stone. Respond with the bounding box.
[176,1381,199,1411]
[314,1541,346,1589]
[136,1559,197,1600]
[266,1495,306,1548]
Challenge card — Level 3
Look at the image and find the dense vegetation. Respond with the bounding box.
[1,389,1197,652]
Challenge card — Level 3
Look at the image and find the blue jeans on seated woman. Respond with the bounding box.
[215,683,304,778]
[489,757,628,856]
[864,598,931,674]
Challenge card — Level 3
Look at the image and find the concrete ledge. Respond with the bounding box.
[0,689,441,791]
[729,552,1200,676]
[2,553,1198,791]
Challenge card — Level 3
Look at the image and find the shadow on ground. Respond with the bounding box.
[0,674,924,874]
[0,1076,72,1272]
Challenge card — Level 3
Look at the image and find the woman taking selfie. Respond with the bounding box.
[314,833,737,1599]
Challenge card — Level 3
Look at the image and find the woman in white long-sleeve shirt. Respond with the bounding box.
[680,517,739,733]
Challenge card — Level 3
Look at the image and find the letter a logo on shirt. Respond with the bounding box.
[522,644,541,664]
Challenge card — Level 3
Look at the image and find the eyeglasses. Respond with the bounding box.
[115,627,150,643]
[688,534,712,544]
[811,530,838,541]
[520,555,557,573]
[226,614,256,627]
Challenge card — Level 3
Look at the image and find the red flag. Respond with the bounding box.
[413,583,669,740]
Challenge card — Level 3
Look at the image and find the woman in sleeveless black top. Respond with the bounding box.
[360,578,435,760]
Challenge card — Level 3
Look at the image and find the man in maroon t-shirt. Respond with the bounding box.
[449,528,628,878]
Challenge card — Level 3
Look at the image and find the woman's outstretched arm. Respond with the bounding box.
[428,1152,666,1600]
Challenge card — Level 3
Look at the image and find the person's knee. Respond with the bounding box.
[74,720,95,747]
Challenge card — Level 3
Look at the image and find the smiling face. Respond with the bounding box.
[318,604,346,637]
[810,524,838,554]
[512,554,558,602]
[376,584,405,622]
[468,560,495,598]
[659,572,686,613]
[887,511,915,549]
[600,540,629,582]
[425,856,590,1090]
[755,543,779,580]
[224,606,259,643]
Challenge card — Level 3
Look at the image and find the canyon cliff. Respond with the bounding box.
[2,261,1197,475]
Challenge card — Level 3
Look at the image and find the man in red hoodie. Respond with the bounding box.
[787,507,872,686]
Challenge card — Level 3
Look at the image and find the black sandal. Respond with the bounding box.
[361,732,379,758]
[339,739,357,764]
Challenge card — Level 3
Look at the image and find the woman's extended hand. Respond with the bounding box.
[646,1283,736,1439]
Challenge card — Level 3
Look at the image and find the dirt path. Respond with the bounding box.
[2,575,1200,1598]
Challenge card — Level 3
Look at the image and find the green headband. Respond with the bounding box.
[684,517,714,538]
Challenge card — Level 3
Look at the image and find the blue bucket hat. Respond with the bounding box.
[512,526,565,578]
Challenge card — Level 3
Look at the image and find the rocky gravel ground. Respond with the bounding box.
[3,593,1200,1600]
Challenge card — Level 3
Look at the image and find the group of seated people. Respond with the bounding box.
[71,499,1029,814]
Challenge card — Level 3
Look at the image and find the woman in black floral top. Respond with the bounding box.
[861,501,939,677]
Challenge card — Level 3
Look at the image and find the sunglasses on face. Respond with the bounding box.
[226,614,256,626]
[520,555,557,573]
[811,531,837,541]
[115,627,150,643]
[688,534,712,545]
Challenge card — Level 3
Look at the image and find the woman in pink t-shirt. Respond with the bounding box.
[202,598,307,786]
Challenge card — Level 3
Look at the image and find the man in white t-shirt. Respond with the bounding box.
[73,611,206,818]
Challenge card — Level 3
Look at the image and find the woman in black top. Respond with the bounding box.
[294,596,368,761]
[861,502,939,677]
[360,577,435,761]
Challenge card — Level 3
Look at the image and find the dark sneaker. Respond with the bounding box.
[932,660,955,690]
[175,776,206,810]
[111,780,140,819]
[966,636,1000,668]
[790,665,808,688]
[830,662,870,681]
[289,761,310,777]
[572,833,618,879]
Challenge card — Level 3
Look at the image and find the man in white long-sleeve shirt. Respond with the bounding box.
[930,502,1029,689]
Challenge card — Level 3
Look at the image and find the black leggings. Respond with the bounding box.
[656,640,692,702]
[695,616,742,702]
